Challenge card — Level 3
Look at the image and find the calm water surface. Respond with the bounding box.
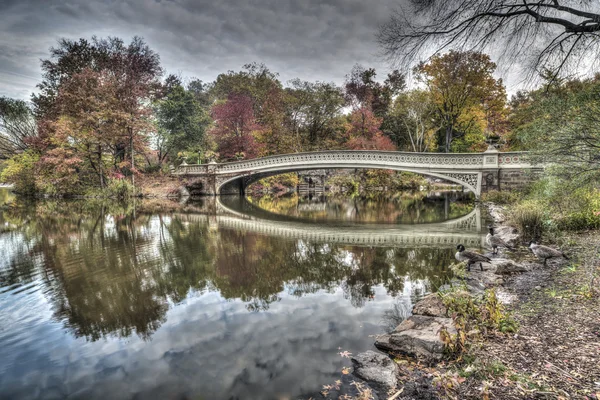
[0,189,482,400]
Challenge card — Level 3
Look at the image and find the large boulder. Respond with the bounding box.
[493,259,528,274]
[375,315,455,362]
[351,351,398,398]
[412,294,447,317]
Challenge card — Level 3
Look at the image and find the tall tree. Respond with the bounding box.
[344,65,406,117]
[154,83,210,166]
[35,36,162,191]
[378,0,600,80]
[391,90,435,152]
[210,94,263,160]
[0,97,37,159]
[345,107,396,151]
[415,50,506,152]
[285,79,346,149]
[211,63,281,121]
[513,74,600,183]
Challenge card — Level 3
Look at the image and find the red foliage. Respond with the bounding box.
[345,107,396,151]
[210,94,263,160]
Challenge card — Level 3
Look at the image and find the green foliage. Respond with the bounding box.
[439,287,518,359]
[509,200,546,240]
[514,177,600,233]
[85,178,135,199]
[515,76,600,185]
[154,84,210,165]
[0,151,39,195]
[481,190,522,204]
[249,173,299,193]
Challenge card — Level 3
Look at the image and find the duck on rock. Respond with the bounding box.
[486,225,513,255]
[455,244,491,271]
[528,241,569,266]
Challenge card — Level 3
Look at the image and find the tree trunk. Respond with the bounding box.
[445,125,452,153]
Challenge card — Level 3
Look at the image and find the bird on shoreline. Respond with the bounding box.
[455,244,491,271]
[486,226,513,254]
[528,241,569,266]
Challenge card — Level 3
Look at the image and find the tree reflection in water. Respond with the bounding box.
[0,194,458,342]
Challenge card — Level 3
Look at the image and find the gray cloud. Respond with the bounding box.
[0,0,403,100]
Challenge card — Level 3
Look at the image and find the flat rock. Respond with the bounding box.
[375,316,456,362]
[351,350,397,398]
[412,294,447,317]
[468,268,505,286]
[493,259,528,274]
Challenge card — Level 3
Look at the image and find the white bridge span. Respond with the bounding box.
[174,148,536,198]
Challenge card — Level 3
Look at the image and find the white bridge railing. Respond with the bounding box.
[174,150,531,176]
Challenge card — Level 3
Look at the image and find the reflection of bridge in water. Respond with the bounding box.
[175,197,485,249]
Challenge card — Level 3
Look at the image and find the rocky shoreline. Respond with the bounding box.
[328,202,555,400]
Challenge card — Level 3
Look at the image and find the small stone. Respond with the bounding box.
[412,294,447,317]
[535,286,542,291]
[351,351,397,398]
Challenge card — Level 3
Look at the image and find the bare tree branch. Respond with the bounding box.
[378,0,600,79]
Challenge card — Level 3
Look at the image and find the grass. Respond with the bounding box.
[509,200,546,240]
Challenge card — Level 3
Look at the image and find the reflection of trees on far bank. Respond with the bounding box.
[0,197,455,342]
[245,191,474,224]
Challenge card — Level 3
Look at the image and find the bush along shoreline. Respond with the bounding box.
[318,201,600,400]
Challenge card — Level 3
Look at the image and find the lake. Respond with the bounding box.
[0,189,484,399]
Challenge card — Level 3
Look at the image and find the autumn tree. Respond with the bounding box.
[0,97,37,159]
[345,107,396,151]
[344,65,405,117]
[34,36,162,193]
[211,63,281,121]
[285,79,346,149]
[415,51,507,152]
[210,94,263,160]
[378,0,600,80]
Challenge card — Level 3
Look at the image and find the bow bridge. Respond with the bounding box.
[173,148,541,198]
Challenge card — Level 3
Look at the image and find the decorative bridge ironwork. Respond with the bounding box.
[173,148,539,198]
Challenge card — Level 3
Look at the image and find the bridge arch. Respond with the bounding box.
[216,165,480,196]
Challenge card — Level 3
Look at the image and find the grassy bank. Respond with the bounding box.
[451,230,600,399]
[434,186,600,399]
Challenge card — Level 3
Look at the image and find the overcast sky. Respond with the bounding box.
[0,0,417,100]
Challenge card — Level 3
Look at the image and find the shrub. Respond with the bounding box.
[481,190,522,204]
[553,188,600,231]
[0,151,39,195]
[439,287,518,358]
[394,171,428,189]
[106,178,134,199]
[510,200,546,240]
[252,173,299,193]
